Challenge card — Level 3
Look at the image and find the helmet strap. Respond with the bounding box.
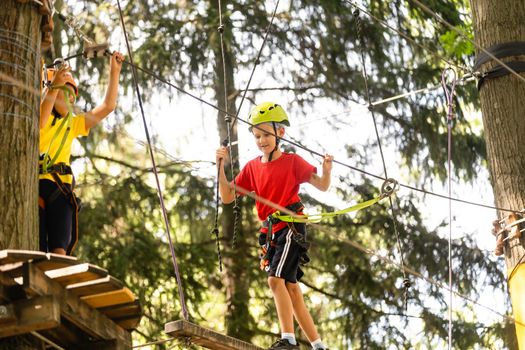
[268,122,280,162]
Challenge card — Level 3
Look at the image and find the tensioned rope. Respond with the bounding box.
[115,0,189,321]
[1,65,518,216]
[230,182,525,329]
[352,9,411,310]
[409,0,525,84]
[442,67,458,350]
[48,0,522,216]
[227,0,281,134]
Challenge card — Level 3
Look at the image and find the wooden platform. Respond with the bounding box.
[0,249,143,349]
[165,320,264,350]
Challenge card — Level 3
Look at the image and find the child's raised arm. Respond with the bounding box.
[85,51,124,129]
[309,154,333,191]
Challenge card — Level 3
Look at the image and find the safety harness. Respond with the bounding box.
[258,179,399,270]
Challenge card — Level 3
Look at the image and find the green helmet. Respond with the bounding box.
[248,102,290,127]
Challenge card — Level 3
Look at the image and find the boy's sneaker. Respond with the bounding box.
[268,338,300,349]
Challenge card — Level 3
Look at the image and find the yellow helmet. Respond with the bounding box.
[248,102,289,127]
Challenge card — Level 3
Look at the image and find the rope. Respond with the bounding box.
[441,67,457,350]
[216,0,240,250]
[228,0,281,132]
[115,0,189,321]
[353,8,411,311]
[272,178,398,223]
[409,0,525,84]
[231,182,525,328]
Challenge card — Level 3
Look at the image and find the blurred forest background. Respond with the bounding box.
[43,0,517,348]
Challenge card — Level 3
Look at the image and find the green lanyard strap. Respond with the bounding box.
[41,85,75,174]
[271,178,399,223]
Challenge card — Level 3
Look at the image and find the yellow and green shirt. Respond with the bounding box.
[39,113,89,184]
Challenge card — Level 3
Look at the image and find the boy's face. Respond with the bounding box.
[252,123,284,155]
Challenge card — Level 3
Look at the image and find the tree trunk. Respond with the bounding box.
[210,0,256,341]
[0,1,40,254]
[470,0,525,348]
[0,2,45,349]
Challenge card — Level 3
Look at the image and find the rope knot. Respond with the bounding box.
[218,24,225,33]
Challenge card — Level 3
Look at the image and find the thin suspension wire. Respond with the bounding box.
[442,67,457,350]
[344,0,470,74]
[115,0,189,321]
[353,9,410,309]
[217,0,241,249]
[228,0,281,132]
[409,0,525,84]
[43,0,520,216]
[231,182,525,328]
[2,62,517,215]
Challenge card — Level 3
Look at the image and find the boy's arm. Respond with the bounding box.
[85,52,124,130]
[216,147,235,204]
[309,154,333,191]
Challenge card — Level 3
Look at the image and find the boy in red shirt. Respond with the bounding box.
[216,102,333,350]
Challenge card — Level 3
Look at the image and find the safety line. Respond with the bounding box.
[409,0,525,84]
[217,0,241,251]
[228,0,281,132]
[371,74,475,106]
[115,0,189,321]
[353,8,411,310]
[2,64,517,215]
[442,67,457,350]
[230,182,525,329]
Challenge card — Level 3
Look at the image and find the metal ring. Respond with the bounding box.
[381,178,399,197]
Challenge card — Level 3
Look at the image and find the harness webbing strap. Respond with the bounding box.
[272,195,384,223]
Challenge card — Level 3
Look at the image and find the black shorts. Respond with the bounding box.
[39,179,73,252]
[266,223,308,283]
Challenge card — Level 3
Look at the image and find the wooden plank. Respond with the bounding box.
[165,320,264,350]
[45,263,108,286]
[34,253,80,271]
[81,288,135,309]
[97,300,141,320]
[67,276,124,297]
[0,250,47,266]
[0,295,60,338]
[22,262,131,348]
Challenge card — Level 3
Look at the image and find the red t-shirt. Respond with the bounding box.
[235,153,317,232]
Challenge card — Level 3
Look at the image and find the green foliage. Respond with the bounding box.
[50,0,514,348]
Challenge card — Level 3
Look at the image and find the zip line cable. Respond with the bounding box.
[442,67,458,350]
[353,9,411,311]
[409,0,525,84]
[115,0,189,321]
[230,183,525,329]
